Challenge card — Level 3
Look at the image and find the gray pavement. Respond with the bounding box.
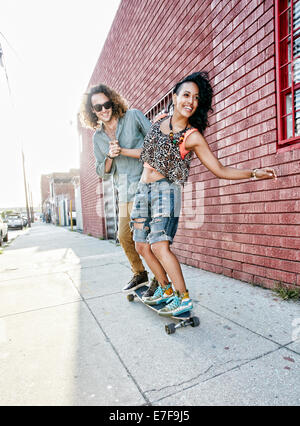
[0,223,299,406]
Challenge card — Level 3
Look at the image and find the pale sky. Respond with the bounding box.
[0,0,121,209]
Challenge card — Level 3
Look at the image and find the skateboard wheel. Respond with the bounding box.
[191,316,200,327]
[127,294,134,302]
[165,323,176,335]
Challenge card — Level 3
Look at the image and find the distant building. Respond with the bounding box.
[41,169,80,225]
[41,174,51,221]
[72,175,83,231]
[78,0,300,291]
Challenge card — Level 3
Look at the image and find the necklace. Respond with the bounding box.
[169,116,189,145]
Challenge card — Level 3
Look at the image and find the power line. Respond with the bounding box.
[0,30,22,102]
[0,31,21,60]
[0,40,13,99]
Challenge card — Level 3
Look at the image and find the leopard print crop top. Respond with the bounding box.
[140,116,194,184]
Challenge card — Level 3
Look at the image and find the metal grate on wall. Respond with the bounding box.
[145,90,173,122]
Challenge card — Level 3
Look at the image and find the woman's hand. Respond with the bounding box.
[253,168,277,180]
[109,140,121,158]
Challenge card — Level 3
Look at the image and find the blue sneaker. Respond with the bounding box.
[158,291,193,316]
[143,283,174,305]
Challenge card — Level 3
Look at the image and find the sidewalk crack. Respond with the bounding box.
[144,364,214,395]
[150,346,283,403]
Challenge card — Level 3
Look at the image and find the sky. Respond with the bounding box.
[0,0,121,209]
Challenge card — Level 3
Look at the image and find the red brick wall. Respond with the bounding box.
[40,174,50,206]
[80,0,300,289]
[53,183,74,198]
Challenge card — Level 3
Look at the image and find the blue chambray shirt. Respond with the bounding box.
[93,109,151,203]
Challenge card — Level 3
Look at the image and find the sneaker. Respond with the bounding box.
[142,277,159,298]
[143,283,174,305]
[122,271,148,292]
[158,290,193,316]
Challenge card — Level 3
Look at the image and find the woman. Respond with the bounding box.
[130,71,277,317]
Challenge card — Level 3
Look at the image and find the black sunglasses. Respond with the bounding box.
[92,100,113,112]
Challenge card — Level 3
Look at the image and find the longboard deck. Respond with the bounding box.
[127,285,200,334]
[134,285,191,320]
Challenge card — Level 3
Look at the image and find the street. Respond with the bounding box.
[0,223,300,406]
[5,227,29,245]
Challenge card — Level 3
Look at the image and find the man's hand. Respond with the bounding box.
[108,140,121,158]
[109,140,142,159]
[109,140,121,157]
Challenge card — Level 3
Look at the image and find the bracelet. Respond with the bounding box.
[106,154,114,160]
[251,168,259,179]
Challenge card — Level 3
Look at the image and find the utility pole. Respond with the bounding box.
[22,150,31,228]
[30,189,34,223]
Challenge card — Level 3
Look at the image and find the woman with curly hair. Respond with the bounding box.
[80,83,160,293]
[130,71,277,316]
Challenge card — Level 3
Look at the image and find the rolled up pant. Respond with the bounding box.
[118,201,146,275]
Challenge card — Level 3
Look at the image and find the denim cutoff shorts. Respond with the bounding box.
[130,178,181,245]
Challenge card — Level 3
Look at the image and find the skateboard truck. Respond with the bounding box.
[127,286,200,335]
[165,316,200,335]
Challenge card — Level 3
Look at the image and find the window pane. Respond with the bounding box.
[294,90,300,136]
[281,0,292,11]
[295,112,300,135]
[286,114,293,138]
[294,1,300,36]
[293,35,300,57]
[286,93,292,114]
[280,37,291,65]
[294,57,300,82]
[280,8,291,39]
[295,88,300,110]
[281,63,292,88]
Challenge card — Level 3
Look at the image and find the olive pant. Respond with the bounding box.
[118,202,145,275]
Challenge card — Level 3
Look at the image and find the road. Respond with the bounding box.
[4,226,30,246]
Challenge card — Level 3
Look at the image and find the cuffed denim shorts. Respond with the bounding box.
[130,178,181,245]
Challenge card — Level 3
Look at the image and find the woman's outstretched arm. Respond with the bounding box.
[185,131,276,180]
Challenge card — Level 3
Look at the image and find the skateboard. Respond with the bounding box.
[127,285,200,334]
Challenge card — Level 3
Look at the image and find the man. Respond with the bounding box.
[80,84,158,294]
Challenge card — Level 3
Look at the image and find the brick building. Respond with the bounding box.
[41,169,79,224]
[41,174,51,210]
[78,0,300,290]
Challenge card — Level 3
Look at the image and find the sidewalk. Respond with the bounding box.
[0,223,299,406]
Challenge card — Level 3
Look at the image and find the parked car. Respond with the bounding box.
[22,216,28,227]
[6,215,23,230]
[0,217,8,246]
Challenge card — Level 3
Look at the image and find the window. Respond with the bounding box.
[275,0,300,148]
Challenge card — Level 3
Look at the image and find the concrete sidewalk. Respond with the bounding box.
[0,223,299,406]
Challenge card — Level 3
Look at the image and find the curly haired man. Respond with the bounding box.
[80,84,158,295]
